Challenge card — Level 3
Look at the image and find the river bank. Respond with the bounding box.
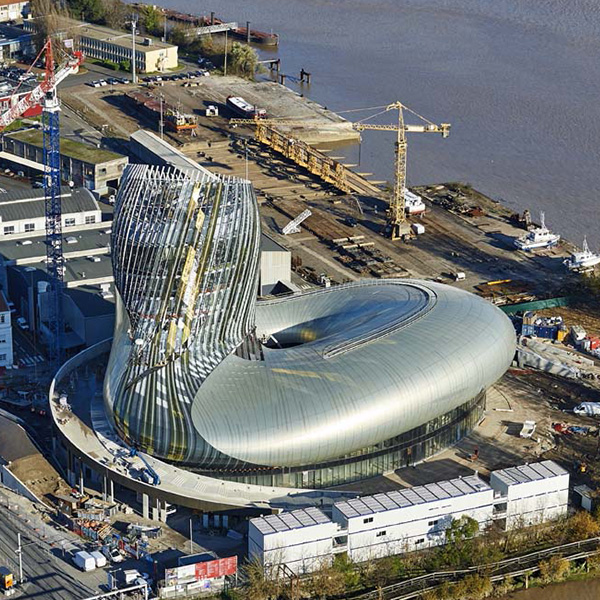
[154,0,600,251]
[500,575,600,600]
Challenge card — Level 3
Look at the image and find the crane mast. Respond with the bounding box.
[0,39,83,366]
[354,102,450,240]
[42,40,64,365]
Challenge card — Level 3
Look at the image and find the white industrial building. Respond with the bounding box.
[332,475,494,562]
[0,0,30,23]
[248,507,342,575]
[259,234,292,295]
[0,290,12,368]
[248,461,570,573]
[0,188,101,239]
[490,461,569,529]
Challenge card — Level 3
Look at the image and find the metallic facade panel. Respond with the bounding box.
[104,163,516,479]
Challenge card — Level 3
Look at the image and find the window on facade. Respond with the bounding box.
[24,223,35,233]
[428,520,439,527]
[3,226,14,234]
[85,215,96,224]
[415,538,425,545]
[0,354,6,361]
[0,315,4,324]
[376,530,386,537]
[363,517,373,524]
[65,218,76,227]
[0,338,5,344]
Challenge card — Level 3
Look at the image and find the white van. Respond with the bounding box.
[72,550,96,572]
[90,550,107,568]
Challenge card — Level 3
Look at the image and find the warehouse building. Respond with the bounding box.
[248,461,570,573]
[0,23,33,60]
[259,234,292,295]
[26,19,178,74]
[2,129,128,194]
[0,187,114,352]
[0,1,30,23]
[0,187,101,240]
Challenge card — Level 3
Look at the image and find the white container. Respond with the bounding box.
[412,223,425,235]
[124,569,141,584]
[454,272,466,281]
[72,551,96,572]
[90,550,107,568]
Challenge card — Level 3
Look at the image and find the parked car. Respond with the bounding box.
[102,546,124,563]
[16,317,28,330]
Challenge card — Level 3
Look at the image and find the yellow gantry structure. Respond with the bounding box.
[230,103,450,240]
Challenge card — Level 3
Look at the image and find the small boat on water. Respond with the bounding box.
[564,237,600,271]
[514,212,560,251]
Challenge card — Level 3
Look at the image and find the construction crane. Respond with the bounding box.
[353,102,450,240]
[0,39,83,365]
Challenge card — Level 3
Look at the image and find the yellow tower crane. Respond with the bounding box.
[353,102,450,240]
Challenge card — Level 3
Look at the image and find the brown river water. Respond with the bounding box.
[500,577,600,600]
[151,0,600,248]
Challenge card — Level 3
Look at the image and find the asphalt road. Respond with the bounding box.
[0,508,103,600]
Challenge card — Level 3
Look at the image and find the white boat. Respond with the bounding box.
[514,212,560,251]
[405,189,426,214]
[564,237,600,271]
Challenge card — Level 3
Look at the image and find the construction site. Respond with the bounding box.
[1,21,600,599]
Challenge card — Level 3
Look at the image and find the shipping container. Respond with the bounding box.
[521,324,536,337]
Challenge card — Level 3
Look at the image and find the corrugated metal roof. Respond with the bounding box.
[130,130,215,178]
[251,506,331,536]
[491,460,568,487]
[334,475,491,519]
[0,188,98,224]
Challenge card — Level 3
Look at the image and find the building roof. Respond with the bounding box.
[334,475,491,519]
[261,233,288,253]
[0,23,31,44]
[64,18,176,53]
[491,460,568,487]
[7,129,126,164]
[0,1,26,7]
[130,130,214,178]
[0,187,99,224]
[65,286,114,318]
[251,507,331,536]
[0,227,111,263]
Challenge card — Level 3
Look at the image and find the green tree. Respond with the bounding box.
[100,0,128,29]
[228,41,259,79]
[169,24,191,47]
[67,0,105,22]
[304,563,346,600]
[438,515,480,568]
[567,510,600,541]
[140,5,163,37]
[538,556,570,584]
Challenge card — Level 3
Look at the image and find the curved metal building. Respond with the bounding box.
[105,164,516,489]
